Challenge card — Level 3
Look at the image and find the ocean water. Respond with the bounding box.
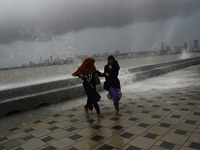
[0,53,199,90]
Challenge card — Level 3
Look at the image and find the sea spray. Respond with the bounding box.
[0,75,72,91]
[1,54,200,90]
[178,50,191,59]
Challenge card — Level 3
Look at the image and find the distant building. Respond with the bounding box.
[194,40,199,50]
[150,51,159,56]
[161,42,164,50]
[186,44,190,51]
[190,46,194,51]
[114,51,120,55]
[173,46,182,53]
[166,46,170,51]
[159,49,171,55]
[184,43,187,50]
[159,43,172,55]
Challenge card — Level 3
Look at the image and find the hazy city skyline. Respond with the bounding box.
[0,39,197,70]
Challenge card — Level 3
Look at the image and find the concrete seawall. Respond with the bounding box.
[0,57,200,117]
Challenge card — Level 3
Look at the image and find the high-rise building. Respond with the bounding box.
[184,43,187,50]
[161,42,164,50]
[194,40,199,50]
[166,46,170,51]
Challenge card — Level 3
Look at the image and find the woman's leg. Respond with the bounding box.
[85,98,90,108]
[93,102,100,114]
[116,89,122,100]
[109,87,122,116]
[109,87,119,111]
[93,102,105,117]
[84,98,89,113]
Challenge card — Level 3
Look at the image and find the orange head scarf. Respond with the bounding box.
[72,58,96,76]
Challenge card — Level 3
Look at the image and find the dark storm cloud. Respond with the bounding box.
[0,0,200,44]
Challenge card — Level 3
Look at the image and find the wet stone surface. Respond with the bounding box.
[0,65,200,149]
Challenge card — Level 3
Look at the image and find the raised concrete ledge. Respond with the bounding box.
[0,57,200,117]
[1,57,200,101]
[0,85,85,117]
[127,56,200,74]
[0,78,81,100]
[123,59,200,83]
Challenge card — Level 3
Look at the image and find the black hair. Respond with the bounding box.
[108,55,116,64]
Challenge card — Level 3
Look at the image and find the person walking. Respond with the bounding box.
[104,55,122,116]
[72,58,105,117]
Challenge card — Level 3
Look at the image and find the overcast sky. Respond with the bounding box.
[0,0,200,68]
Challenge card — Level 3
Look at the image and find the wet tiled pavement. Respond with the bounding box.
[0,65,200,150]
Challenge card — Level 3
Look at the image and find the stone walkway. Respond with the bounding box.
[0,65,200,150]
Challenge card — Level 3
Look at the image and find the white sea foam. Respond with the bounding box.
[0,53,200,90]
[0,75,72,91]
[178,50,191,59]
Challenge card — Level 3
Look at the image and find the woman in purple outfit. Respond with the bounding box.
[104,55,122,116]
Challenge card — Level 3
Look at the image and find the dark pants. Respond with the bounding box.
[85,99,100,114]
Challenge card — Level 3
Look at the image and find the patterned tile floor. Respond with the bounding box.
[0,66,200,150]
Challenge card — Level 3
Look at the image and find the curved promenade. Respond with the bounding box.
[0,64,200,149]
[0,57,200,117]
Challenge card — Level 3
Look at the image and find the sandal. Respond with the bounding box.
[97,113,105,117]
[84,106,88,113]
[117,111,122,116]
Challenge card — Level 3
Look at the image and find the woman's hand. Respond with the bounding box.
[105,73,110,76]
[109,65,112,69]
